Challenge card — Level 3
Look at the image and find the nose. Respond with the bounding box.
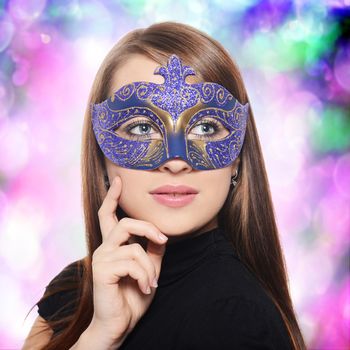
[157,157,192,173]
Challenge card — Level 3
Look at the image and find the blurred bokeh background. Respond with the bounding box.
[0,0,349,349]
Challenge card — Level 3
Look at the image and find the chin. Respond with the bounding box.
[146,216,204,236]
[120,204,209,236]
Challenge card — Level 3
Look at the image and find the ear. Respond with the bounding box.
[231,158,240,176]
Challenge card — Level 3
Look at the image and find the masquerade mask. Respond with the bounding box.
[91,54,249,170]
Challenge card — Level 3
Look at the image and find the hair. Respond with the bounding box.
[26,21,306,349]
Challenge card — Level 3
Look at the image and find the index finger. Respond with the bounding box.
[98,176,121,240]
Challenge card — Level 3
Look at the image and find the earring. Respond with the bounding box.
[104,174,110,189]
[231,169,239,187]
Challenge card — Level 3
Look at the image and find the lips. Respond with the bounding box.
[150,193,197,208]
[149,184,198,208]
[149,184,198,195]
[157,193,190,196]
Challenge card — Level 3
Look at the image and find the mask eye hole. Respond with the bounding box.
[187,117,229,140]
[114,116,163,140]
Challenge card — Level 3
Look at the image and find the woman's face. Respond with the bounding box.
[104,54,240,239]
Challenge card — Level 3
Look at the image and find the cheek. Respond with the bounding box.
[117,178,146,217]
[204,178,231,205]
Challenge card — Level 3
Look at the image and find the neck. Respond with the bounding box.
[166,217,218,245]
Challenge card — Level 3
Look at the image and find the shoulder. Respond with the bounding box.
[37,258,85,322]
[202,230,282,312]
[184,293,293,349]
[205,252,272,307]
[186,236,293,348]
[45,259,84,287]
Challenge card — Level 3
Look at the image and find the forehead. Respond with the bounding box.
[110,54,201,96]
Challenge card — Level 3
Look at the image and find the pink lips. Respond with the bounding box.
[149,184,198,208]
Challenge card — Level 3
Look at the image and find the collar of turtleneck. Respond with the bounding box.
[157,226,234,287]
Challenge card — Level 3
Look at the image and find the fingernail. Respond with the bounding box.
[158,233,168,241]
[145,286,151,294]
[152,278,158,288]
[113,176,119,185]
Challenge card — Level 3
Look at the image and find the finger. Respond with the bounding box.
[105,218,168,248]
[98,176,122,240]
[94,259,152,295]
[98,244,158,289]
[146,239,167,283]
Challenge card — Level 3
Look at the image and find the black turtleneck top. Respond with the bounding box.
[37,226,293,349]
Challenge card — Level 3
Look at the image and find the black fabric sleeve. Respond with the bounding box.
[182,295,293,350]
[37,259,83,321]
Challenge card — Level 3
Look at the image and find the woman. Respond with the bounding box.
[23,21,306,349]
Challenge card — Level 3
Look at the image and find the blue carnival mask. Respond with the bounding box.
[91,54,249,170]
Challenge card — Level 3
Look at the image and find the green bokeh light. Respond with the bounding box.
[241,17,340,72]
[311,106,350,153]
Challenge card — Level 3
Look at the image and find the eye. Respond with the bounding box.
[191,122,217,136]
[188,118,228,140]
[115,117,162,140]
[127,122,155,136]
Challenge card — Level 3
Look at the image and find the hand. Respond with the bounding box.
[89,176,168,345]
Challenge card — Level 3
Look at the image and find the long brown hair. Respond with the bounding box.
[28,21,306,349]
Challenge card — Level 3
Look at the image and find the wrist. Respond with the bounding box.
[87,319,127,349]
[70,324,123,350]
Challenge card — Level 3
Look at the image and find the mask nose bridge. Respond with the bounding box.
[148,102,208,165]
[167,131,187,160]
